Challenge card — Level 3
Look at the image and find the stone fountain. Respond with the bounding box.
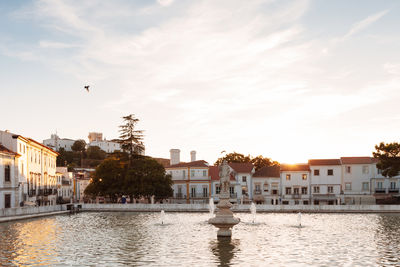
[209,161,240,237]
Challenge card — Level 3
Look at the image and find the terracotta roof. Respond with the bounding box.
[0,144,19,157]
[209,165,236,181]
[228,162,254,173]
[340,157,378,164]
[253,165,280,177]
[167,160,209,168]
[309,159,341,166]
[280,164,310,172]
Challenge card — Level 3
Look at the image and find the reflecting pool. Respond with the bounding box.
[1,212,400,266]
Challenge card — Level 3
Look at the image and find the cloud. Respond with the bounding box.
[157,0,174,7]
[342,10,389,40]
[384,63,400,75]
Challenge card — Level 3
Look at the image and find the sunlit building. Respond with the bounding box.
[252,165,280,204]
[280,164,311,205]
[43,134,76,152]
[0,144,20,208]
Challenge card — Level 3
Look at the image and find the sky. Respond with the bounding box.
[1,0,400,164]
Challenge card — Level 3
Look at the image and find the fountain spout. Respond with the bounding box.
[209,198,215,217]
[208,161,240,237]
[250,202,256,224]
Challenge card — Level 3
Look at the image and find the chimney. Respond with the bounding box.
[190,150,196,162]
[170,149,180,165]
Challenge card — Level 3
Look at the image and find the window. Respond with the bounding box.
[286,174,291,180]
[293,188,299,195]
[328,186,333,193]
[190,187,196,197]
[301,187,307,194]
[314,200,319,205]
[203,187,208,197]
[263,183,269,192]
[242,176,247,182]
[362,166,369,174]
[272,189,278,195]
[302,174,307,180]
[216,185,221,194]
[182,170,186,179]
[303,200,309,205]
[294,200,299,205]
[327,169,333,176]
[255,184,261,193]
[390,182,396,189]
[363,182,369,191]
[285,187,291,195]
[229,186,235,195]
[313,186,320,193]
[203,170,207,177]
[377,168,382,174]
[4,165,10,182]
[314,169,320,176]
[4,194,11,208]
[191,170,195,177]
[377,182,383,189]
[345,183,352,190]
[346,166,351,173]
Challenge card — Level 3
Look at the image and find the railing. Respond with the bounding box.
[254,190,262,195]
[230,193,237,198]
[174,193,186,199]
[190,193,209,198]
[375,188,386,193]
[389,188,399,193]
[292,194,301,199]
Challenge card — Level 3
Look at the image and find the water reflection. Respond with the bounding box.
[210,238,239,267]
[375,214,400,266]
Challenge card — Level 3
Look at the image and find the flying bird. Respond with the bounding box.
[221,150,226,154]
[84,85,90,92]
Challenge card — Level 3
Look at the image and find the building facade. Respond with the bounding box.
[280,164,311,205]
[43,134,76,152]
[252,165,280,205]
[0,145,20,209]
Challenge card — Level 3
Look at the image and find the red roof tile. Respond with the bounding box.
[167,160,209,168]
[340,157,378,164]
[309,159,341,165]
[280,164,310,172]
[228,162,254,173]
[209,165,236,181]
[253,165,280,177]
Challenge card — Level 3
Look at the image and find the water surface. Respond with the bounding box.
[1,212,400,266]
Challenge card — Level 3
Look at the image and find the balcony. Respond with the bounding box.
[292,194,301,199]
[254,190,262,195]
[230,193,237,199]
[190,193,209,199]
[375,188,386,194]
[389,188,399,193]
[174,193,186,199]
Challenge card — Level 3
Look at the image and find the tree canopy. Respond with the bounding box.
[118,114,145,158]
[71,139,86,153]
[373,142,400,177]
[84,155,172,202]
[215,152,279,171]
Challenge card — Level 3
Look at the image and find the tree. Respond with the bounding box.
[215,152,279,171]
[125,157,172,201]
[373,142,400,177]
[214,152,251,166]
[71,139,86,153]
[84,157,127,202]
[86,146,107,160]
[84,155,173,202]
[118,114,145,159]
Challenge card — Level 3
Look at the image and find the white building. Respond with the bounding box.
[0,130,58,205]
[309,159,342,205]
[341,157,380,205]
[56,167,73,203]
[166,149,210,203]
[43,134,75,152]
[0,145,20,208]
[280,164,311,205]
[252,165,280,205]
[88,140,121,153]
[228,163,255,203]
